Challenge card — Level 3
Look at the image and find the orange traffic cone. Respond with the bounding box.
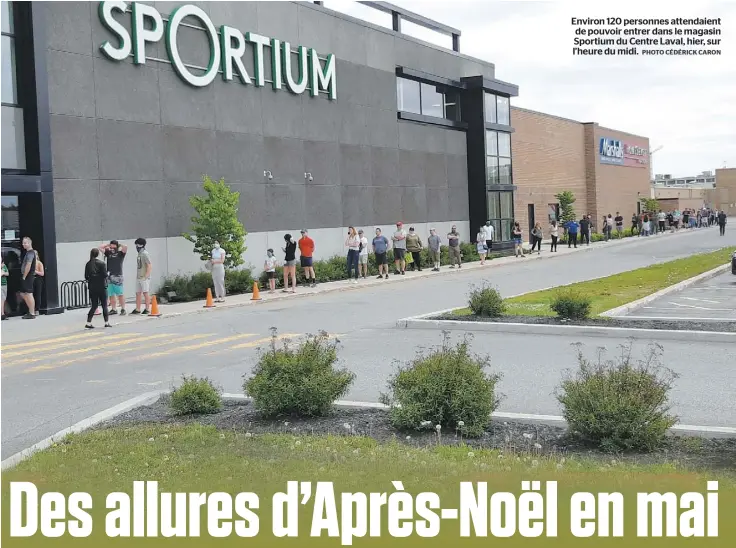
[251,281,262,301]
[204,288,215,308]
[149,295,162,317]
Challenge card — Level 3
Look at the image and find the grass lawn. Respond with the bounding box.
[455,247,735,317]
[3,424,736,546]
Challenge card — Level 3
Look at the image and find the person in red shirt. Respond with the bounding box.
[298,229,316,288]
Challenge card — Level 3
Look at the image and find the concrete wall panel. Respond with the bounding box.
[163,127,217,182]
[339,145,372,187]
[99,180,168,239]
[50,115,99,180]
[45,2,92,56]
[216,132,265,184]
[263,137,304,186]
[47,51,95,117]
[53,180,103,243]
[94,57,161,124]
[305,184,343,229]
[265,184,306,230]
[159,69,216,129]
[371,147,400,188]
[97,119,163,181]
[304,140,341,186]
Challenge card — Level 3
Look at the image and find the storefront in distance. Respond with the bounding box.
[1,1,650,313]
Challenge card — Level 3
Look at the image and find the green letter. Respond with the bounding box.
[99,0,131,61]
[220,25,252,84]
[131,2,163,65]
[282,43,308,94]
[166,5,220,87]
[245,32,269,87]
[308,49,336,100]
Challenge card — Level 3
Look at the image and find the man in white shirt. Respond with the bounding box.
[358,229,370,279]
[482,221,495,252]
[392,222,407,275]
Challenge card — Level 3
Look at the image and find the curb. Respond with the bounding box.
[0,391,165,471]
[600,263,730,317]
[395,318,736,343]
[5,389,734,470]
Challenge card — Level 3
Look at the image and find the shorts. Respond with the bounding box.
[267,271,275,279]
[300,256,313,268]
[394,249,406,260]
[1,285,7,301]
[375,252,387,265]
[449,246,461,258]
[429,250,440,263]
[107,283,124,297]
[136,279,151,293]
[284,259,296,267]
[485,240,493,251]
[476,243,488,253]
[359,254,368,265]
[21,275,35,294]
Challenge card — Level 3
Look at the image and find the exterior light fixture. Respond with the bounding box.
[264,170,273,180]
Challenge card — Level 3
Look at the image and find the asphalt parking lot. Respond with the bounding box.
[626,271,736,321]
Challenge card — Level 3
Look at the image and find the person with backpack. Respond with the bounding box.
[84,248,112,329]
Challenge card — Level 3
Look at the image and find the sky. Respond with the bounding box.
[325,0,736,178]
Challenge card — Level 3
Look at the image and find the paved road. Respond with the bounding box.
[626,271,736,320]
[2,227,735,459]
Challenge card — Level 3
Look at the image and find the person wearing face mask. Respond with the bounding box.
[282,234,298,293]
[131,237,152,314]
[264,249,277,293]
[211,240,226,303]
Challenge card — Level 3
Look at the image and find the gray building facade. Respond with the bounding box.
[1,1,517,313]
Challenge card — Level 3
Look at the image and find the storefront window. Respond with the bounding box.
[420,82,444,118]
[445,89,461,121]
[1,1,24,170]
[1,1,12,34]
[498,132,511,157]
[498,157,512,186]
[496,95,510,125]
[486,157,498,186]
[485,130,497,156]
[487,191,514,242]
[397,78,421,114]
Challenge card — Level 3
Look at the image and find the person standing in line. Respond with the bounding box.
[512,222,524,257]
[565,218,579,248]
[482,220,495,254]
[33,253,44,315]
[605,214,614,241]
[586,214,594,242]
[657,210,666,234]
[642,214,651,236]
[345,226,360,284]
[1,259,8,320]
[84,248,112,329]
[531,222,543,254]
[131,238,152,314]
[406,227,423,271]
[682,209,690,228]
[100,240,127,315]
[447,225,461,269]
[549,221,559,252]
[475,226,488,265]
[718,210,727,236]
[210,240,226,303]
[357,229,370,279]
[264,249,277,294]
[631,212,639,235]
[19,237,36,320]
[579,216,590,246]
[372,228,390,279]
[614,212,624,238]
[282,234,298,293]
[298,229,316,288]
[392,222,407,275]
[427,228,442,272]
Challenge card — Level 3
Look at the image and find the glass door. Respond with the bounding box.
[2,194,22,314]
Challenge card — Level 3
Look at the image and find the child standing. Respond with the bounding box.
[264,249,277,294]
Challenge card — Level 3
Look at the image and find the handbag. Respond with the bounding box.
[204,260,213,271]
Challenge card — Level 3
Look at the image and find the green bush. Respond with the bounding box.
[158,269,253,302]
[170,375,223,415]
[468,284,505,317]
[550,290,592,320]
[380,336,501,437]
[557,343,678,451]
[244,331,355,417]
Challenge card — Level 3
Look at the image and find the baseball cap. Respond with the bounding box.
[300,229,307,234]
[358,229,364,234]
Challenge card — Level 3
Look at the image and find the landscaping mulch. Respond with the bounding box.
[431,313,736,333]
[103,397,736,471]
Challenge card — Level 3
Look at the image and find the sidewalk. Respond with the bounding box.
[0,226,710,344]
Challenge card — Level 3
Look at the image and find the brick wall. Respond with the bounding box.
[592,126,651,225]
[511,107,587,239]
[711,168,736,214]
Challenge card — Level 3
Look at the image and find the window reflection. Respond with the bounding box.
[496,95,510,125]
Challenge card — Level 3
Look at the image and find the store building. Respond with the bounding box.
[1,1,650,315]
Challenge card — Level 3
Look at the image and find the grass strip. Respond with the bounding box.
[455,247,734,317]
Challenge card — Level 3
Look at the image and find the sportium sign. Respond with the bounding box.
[97,1,337,99]
[599,137,648,168]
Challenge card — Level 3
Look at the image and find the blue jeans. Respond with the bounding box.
[346,249,359,279]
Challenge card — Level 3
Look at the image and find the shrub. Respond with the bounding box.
[380,335,501,437]
[468,284,505,317]
[550,290,592,320]
[557,343,678,451]
[169,375,223,415]
[159,269,253,302]
[225,268,254,294]
[244,331,355,417]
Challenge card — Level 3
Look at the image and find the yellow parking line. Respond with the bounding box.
[205,333,343,355]
[2,333,138,359]
[22,334,210,374]
[3,334,169,367]
[1,331,108,351]
[123,333,259,362]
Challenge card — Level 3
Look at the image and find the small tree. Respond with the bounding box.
[640,197,660,213]
[555,190,577,223]
[183,175,247,269]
